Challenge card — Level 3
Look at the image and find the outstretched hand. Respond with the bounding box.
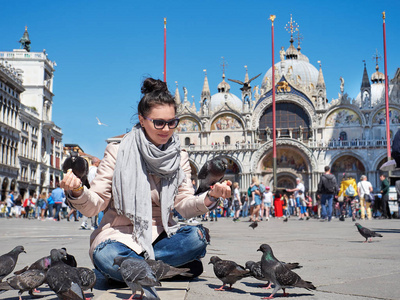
[60,169,84,197]
[208,180,232,199]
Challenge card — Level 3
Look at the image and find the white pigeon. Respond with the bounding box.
[96,117,108,126]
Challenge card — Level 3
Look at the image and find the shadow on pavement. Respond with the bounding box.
[207,284,247,294]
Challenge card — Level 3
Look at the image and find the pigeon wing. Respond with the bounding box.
[0,255,16,280]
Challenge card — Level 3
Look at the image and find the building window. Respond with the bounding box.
[185,137,190,146]
[339,131,347,141]
[225,136,231,145]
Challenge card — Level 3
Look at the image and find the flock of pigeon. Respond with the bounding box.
[209,244,316,299]
[0,246,95,300]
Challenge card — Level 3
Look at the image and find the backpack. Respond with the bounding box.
[322,175,336,194]
[248,187,252,197]
[345,184,356,197]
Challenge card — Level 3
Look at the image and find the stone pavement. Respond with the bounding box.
[0,216,399,300]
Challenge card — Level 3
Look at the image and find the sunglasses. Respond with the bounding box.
[143,116,180,129]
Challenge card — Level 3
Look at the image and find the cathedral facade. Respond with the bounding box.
[175,38,400,196]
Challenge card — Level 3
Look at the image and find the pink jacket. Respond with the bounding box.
[68,142,208,260]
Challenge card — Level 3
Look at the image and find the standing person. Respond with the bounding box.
[241,193,249,218]
[6,193,14,218]
[14,194,22,218]
[61,77,231,282]
[286,178,305,220]
[338,173,358,221]
[31,193,37,219]
[250,177,262,222]
[305,191,313,218]
[281,194,289,218]
[37,192,47,221]
[288,194,295,216]
[81,157,101,229]
[22,195,31,218]
[232,182,242,222]
[261,186,273,221]
[317,166,338,222]
[379,174,390,219]
[46,193,54,219]
[357,175,373,220]
[51,183,65,221]
[274,192,283,218]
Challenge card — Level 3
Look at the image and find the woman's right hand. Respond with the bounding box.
[60,169,84,197]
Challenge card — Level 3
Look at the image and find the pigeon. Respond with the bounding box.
[62,152,90,189]
[76,267,96,292]
[380,129,400,170]
[0,246,26,282]
[245,260,303,289]
[355,223,383,243]
[61,248,78,267]
[14,255,52,275]
[145,259,191,280]
[113,256,161,300]
[0,269,46,300]
[258,244,315,299]
[195,157,227,195]
[208,256,250,291]
[249,221,258,229]
[46,249,86,300]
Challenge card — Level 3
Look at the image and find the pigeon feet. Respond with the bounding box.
[261,296,274,299]
[259,283,272,289]
[215,285,226,291]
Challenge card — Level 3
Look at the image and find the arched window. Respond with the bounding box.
[225,136,231,145]
[185,137,190,146]
[339,131,347,141]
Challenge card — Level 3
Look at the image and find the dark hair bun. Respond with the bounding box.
[141,78,168,95]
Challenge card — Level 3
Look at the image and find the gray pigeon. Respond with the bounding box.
[208,256,250,291]
[258,244,315,298]
[249,221,258,229]
[355,223,383,243]
[0,269,46,300]
[76,267,96,292]
[113,256,161,300]
[0,246,26,282]
[14,255,51,275]
[46,249,86,300]
[61,247,78,267]
[195,157,227,195]
[146,259,191,280]
[245,260,302,288]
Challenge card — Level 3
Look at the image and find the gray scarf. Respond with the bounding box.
[112,124,185,259]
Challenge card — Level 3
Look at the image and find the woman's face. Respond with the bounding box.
[139,104,176,147]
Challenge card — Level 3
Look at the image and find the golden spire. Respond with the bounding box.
[270,15,276,23]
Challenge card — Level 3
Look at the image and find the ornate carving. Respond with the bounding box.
[276,81,291,93]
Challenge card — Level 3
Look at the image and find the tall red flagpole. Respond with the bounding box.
[382,11,391,159]
[164,18,167,83]
[270,14,277,191]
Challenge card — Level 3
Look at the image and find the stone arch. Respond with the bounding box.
[372,106,400,125]
[176,116,201,132]
[372,152,390,171]
[252,93,315,130]
[252,139,317,173]
[324,107,362,127]
[210,112,244,131]
[330,153,367,181]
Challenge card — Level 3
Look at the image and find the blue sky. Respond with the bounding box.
[1,0,399,159]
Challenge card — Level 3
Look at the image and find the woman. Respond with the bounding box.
[61,78,230,282]
[274,192,283,218]
[250,177,262,222]
[261,186,272,221]
[14,195,22,218]
[232,182,241,222]
[357,175,373,220]
[338,173,358,221]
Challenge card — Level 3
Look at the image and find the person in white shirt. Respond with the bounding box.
[261,186,273,221]
[286,178,305,219]
[357,175,373,220]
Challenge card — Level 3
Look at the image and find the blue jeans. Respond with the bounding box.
[321,194,334,220]
[54,203,62,221]
[93,224,209,281]
[47,204,54,218]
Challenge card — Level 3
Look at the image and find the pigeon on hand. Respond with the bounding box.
[258,244,316,299]
[208,256,250,291]
[380,129,400,171]
[355,223,383,243]
[249,221,258,229]
[46,249,86,300]
[0,269,46,300]
[62,152,90,189]
[0,246,26,282]
[61,247,78,267]
[145,259,191,280]
[195,157,227,195]
[113,256,161,300]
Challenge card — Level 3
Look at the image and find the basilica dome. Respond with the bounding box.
[261,44,319,90]
[209,74,243,111]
